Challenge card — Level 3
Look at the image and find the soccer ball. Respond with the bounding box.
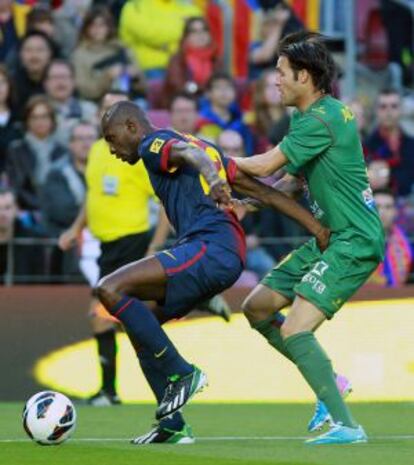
[22,391,76,445]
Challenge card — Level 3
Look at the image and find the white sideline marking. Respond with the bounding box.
[1,435,414,443]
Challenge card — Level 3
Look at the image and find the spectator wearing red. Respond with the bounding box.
[368,189,413,287]
[364,89,414,197]
[162,16,222,107]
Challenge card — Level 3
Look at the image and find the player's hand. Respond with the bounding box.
[58,227,78,251]
[315,227,331,252]
[210,178,232,208]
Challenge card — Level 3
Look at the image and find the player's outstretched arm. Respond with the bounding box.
[232,169,330,251]
[234,145,288,178]
[168,141,232,206]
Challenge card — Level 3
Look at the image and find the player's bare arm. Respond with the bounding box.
[231,169,330,251]
[234,145,288,178]
[168,141,232,206]
[234,172,302,214]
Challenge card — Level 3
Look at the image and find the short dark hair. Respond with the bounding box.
[27,5,53,29]
[373,187,395,198]
[379,88,401,97]
[169,92,198,111]
[278,31,336,94]
[19,30,56,56]
[205,72,235,91]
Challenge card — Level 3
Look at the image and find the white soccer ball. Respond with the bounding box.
[22,391,76,445]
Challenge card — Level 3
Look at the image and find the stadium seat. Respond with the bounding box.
[360,8,388,69]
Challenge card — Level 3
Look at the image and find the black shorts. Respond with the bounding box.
[98,231,152,279]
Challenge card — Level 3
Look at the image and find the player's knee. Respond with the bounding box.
[242,296,262,326]
[96,276,121,311]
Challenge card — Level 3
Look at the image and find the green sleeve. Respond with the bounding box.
[279,114,333,169]
[284,163,300,176]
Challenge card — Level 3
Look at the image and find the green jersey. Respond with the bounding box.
[280,95,384,255]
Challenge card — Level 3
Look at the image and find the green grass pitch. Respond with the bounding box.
[1,402,413,465]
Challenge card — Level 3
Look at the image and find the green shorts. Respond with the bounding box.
[262,232,383,319]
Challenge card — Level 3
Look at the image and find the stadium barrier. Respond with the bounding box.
[1,284,413,402]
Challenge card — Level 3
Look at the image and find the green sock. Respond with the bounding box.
[284,331,357,428]
[252,313,293,362]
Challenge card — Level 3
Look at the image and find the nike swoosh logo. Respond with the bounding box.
[154,346,168,358]
[163,250,177,260]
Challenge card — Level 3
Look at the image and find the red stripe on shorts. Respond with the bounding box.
[165,243,207,274]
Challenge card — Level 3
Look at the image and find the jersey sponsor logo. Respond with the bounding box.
[311,261,329,277]
[149,138,166,154]
[301,272,326,294]
[362,187,376,210]
[341,106,354,123]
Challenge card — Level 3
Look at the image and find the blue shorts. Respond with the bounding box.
[155,239,243,319]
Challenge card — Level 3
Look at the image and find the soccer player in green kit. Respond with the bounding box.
[235,31,385,445]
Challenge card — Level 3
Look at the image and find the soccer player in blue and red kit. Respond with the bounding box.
[97,101,330,444]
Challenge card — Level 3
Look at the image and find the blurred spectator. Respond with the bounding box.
[380,0,413,86]
[72,5,143,102]
[251,68,290,152]
[217,128,245,158]
[44,59,97,146]
[6,95,67,213]
[198,72,254,154]
[217,129,275,278]
[169,92,199,134]
[0,0,31,62]
[93,0,128,26]
[0,65,22,175]
[119,0,200,79]
[368,159,391,191]
[0,186,46,284]
[27,5,59,47]
[368,188,413,287]
[364,88,414,197]
[249,3,303,79]
[11,31,56,117]
[53,0,93,58]
[42,121,97,277]
[162,16,222,107]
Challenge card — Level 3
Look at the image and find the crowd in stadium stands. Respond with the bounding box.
[0,0,413,287]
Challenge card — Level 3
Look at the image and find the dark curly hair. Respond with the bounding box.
[278,31,336,94]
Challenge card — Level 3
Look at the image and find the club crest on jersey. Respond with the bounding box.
[362,187,375,210]
[150,138,165,154]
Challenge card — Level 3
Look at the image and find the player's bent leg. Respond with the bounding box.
[96,255,167,309]
[242,285,294,362]
[282,296,362,441]
[96,255,194,380]
[242,284,289,325]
